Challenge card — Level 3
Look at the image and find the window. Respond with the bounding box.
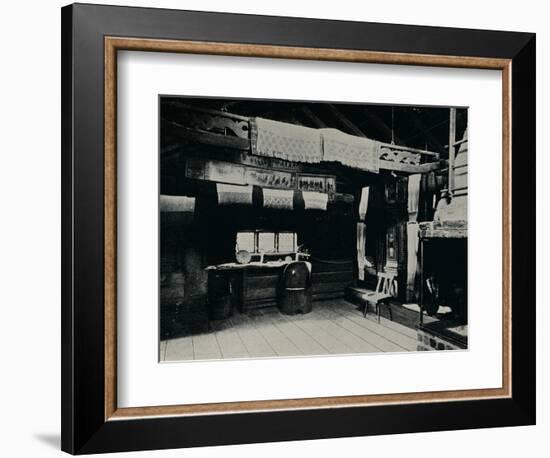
[236,231,255,253]
[236,231,298,254]
[258,232,276,253]
[278,232,297,253]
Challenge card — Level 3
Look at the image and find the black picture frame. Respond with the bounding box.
[61,3,535,454]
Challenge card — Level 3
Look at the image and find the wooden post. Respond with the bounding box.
[448,108,457,195]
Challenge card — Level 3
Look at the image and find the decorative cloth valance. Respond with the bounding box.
[160,195,196,213]
[216,183,253,206]
[321,128,380,173]
[251,118,382,173]
[302,191,328,211]
[251,117,323,163]
[263,188,294,210]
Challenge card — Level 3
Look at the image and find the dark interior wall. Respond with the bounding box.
[159,196,357,340]
[160,213,209,338]
[422,238,468,323]
[160,180,358,326]
[191,195,356,266]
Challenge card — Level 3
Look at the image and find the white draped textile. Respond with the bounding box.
[358,186,370,220]
[160,195,195,213]
[356,222,367,281]
[407,174,421,221]
[321,128,380,173]
[263,188,294,210]
[406,174,422,300]
[406,222,419,298]
[252,117,323,163]
[356,186,370,281]
[216,183,253,206]
[302,191,328,211]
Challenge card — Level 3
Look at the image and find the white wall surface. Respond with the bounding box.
[0,1,545,457]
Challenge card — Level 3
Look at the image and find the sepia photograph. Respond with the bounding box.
[159,96,468,361]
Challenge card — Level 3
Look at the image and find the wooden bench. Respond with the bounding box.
[362,272,398,322]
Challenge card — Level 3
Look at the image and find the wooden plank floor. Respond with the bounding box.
[162,299,423,362]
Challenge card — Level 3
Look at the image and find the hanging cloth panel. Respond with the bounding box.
[405,174,421,301]
[160,195,195,213]
[357,187,370,281]
[406,222,419,301]
[216,183,253,206]
[321,128,381,173]
[358,186,370,220]
[302,191,328,211]
[356,222,367,281]
[407,174,422,221]
[251,117,323,163]
[263,188,294,210]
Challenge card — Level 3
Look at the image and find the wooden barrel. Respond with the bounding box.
[278,262,313,315]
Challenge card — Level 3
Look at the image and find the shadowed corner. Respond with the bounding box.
[34,433,60,450]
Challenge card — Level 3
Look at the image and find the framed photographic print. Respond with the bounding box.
[61,3,536,454]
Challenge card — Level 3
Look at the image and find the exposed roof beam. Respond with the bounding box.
[327,104,367,137]
[361,109,403,145]
[381,160,444,174]
[302,106,327,128]
[406,111,447,155]
[162,120,250,151]
[164,101,250,121]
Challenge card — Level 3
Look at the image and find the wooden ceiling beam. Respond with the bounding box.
[362,109,403,145]
[162,119,250,151]
[301,106,327,128]
[381,160,444,174]
[326,104,367,137]
[405,110,447,155]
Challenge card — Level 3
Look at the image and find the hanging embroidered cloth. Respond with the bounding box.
[216,183,253,206]
[160,195,195,213]
[356,222,367,281]
[302,191,328,211]
[251,117,323,163]
[406,222,419,299]
[407,174,422,221]
[262,188,294,210]
[358,186,370,220]
[321,128,381,173]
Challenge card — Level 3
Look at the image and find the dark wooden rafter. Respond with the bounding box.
[404,110,447,155]
[384,160,444,174]
[164,100,250,122]
[326,103,367,137]
[301,106,327,128]
[361,108,403,145]
[162,119,250,150]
